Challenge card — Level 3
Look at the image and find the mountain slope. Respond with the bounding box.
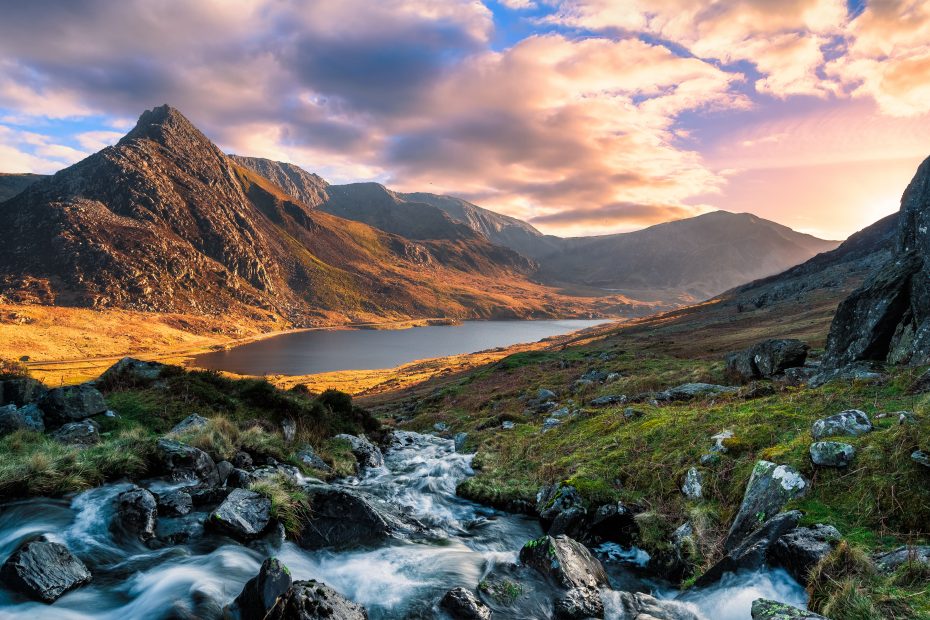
[0,105,595,323]
[0,173,46,203]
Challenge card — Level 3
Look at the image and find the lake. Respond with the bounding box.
[191,319,610,376]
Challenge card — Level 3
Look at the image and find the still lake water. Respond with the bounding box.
[192,319,609,376]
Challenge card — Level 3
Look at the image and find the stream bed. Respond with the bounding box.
[0,432,807,619]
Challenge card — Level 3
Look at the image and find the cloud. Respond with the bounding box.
[0,125,90,173]
[530,201,706,228]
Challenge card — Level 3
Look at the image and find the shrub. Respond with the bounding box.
[0,357,30,379]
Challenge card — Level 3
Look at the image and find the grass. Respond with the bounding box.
[249,473,312,537]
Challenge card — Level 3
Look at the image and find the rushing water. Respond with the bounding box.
[0,432,807,619]
[192,319,609,376]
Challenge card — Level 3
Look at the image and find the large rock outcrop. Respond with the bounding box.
[824,155,930,368]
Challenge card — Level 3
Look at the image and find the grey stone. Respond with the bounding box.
[726,339,809,380]
[606,591,699,620]
[751,599,828,620]
[113,487,158,542]
[52,419,100,445]
[433,421,449,432]
[156,490,193,517]
[227,557,293,620]
[681,467,703,500]
[0,377,46,407]
[96,357,166,386]
[0,402,44,435]
[265,580,367,620]
[501,421,515,430]
[537,388,557,400]
[0,539,92,603]
[698,511,802,586]
[170,414,210,435]
[297,446,331,472]
[554,587,603,619]
[874,545,930,572]
[155,438,219,484]
[543,417,562,430]
[454,432,468,453]
[207,488,272,541]
[724,461,807,551]
[334,434,384,470]
[769,524,841,583]
[38,384,107,426]
[227,468,254,488]
[440,587,491,620]
[590,394,626,407]
[809,441,856,467]
[913,450,930,468]
[519,535,609,591]
[811,410,872,440]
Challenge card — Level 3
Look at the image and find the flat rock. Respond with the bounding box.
[656,383,737,402]
[811,410,872,440]
[724,461,807,551]
[809,441,855,467]
[0,539,92,603]
[156,489,193,517]
[207,488,272,540]
[170,413,210,434]
[874,545,930,572]
[265,579,368,620]
[590,394,626,407]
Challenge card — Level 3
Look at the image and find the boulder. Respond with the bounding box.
[38,384,107,426]
[655,383,737,402]
[874,545,930,572]
[154,513,206,545]
[232,450,254,469]
[51,419,100,445]
[184,484,233,506]
[0,539,92,603]
[501,421,515,430]
[543,417,562,431]
[440,587,492,620]
[605,592,699,620]
[207,488,271,541]
[96,357,166,386]
[554,587,604,619]
[227,468,255,488]
[536,484,584,527]
[751,599,828,620]
[155,438,219,485]
[216,460,233,485]
[811,410,872,440]
[808,361,885,388]
[588,502,637,546]
[265,580,368,620]
[334,434,384,470]
[623,407,645,419]
[769,524,841,583]
[581,369,609,383]
[227,557,293,620]
[809,441,855,467]
[547,506,588,540]
[297,446,331,472]
[433,421,449,432]
[0,377,46,407]
[698,511,802,586]
[681,467,702,500]
[724,461,807,551]
[726,339,809,380]
[519,535,609,591]
[590,394,626,407]
[113,487,158,542]
[298,485,419,550]
[170,413,210,435]
[0,402,44,435]
[649,521,698,583]
[156,490,193,517]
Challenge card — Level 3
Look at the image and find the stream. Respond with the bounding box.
[0,432,807,619]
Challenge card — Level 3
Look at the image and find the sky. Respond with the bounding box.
[1,1,930,240]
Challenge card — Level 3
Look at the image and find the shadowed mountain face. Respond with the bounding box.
[234,157,839,302]
[0,173,46,203]
[0,105,574,322]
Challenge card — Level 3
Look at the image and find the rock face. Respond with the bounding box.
[769,524,841,583]
[265,580,368,620]
[823,155,930,368]
[0,539,92,603]
[207,488,272,540]
[440,587,492,620]
[335,434,384,470]
[811,410,872,440]
[0,403,44,435]
[113,487,158,542]
[725,461,808,551]
[751,599,828,620]
[726,339,810,380]
[38,384,107,426]
[155,438,219,484]
[681,467,703,500]
[296,446,331,472]
[809,441,855,467]
[228,557,293,619]
[156,490,193,517]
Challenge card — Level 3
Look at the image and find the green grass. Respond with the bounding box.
[249,473,312,537]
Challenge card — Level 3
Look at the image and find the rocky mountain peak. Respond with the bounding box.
[119,104,221,159]
[898,155,930,256]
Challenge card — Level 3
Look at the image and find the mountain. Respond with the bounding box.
[0,105,595,322]
[0,173,46,203]
[228,156,329,208]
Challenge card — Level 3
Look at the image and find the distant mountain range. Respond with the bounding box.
[0,104,842,323]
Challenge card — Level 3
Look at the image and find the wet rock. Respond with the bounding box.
[297,446,331,472]
[519,535,609,591]
[170,413,210,435]
[0,539,92,603]
[698,511,802,586]
[38,383,107,426]
[299,485,420,550]
[433,421,449,432]
[811,409,872,440]
[156,489,193,517]
[281,417,297,443]
[874,545,930,572]
[681,467,702,500]
[751,598,828,620]
[96,357,166,387]
[656,383,737,402]
[726,339,809,381]
[769,524,841,583]
[605,591,699,620]
[207,488,272,541]
[554,587,604,619]
[227,557,293,620]
[0,402,44,435]
[227,468,254,488]
[809,441,855,467]
[185,484,233,506]
[334,434,384,470]
[216,460,233,485]
[548,506,588,540]
[252,464,301,484]
[913,450,930,468]
[536,484,584,528]
[700,453,720,466]
[440,587,491,620]
[113,487,158,542]
[724,461,807,551]
[651,521,698,583]
[588,502,637,546]
[454,432,468,453]
[265,579,368,620]
[0,377,46,407]
[154,513,205,545]
[232,450,254,469]
[590,394,626,407]
[155,438,219,485]
[52,419,100,445]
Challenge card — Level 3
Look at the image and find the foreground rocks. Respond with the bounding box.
[335,434,384,470]
[811,410,872,440]
[770,524,841,583]
[113,487,158,542]
[0,539,92,603]
[207,488,272,541]
[38,384,107,426]
[227,557,293,619]
[0,402,45,435]
[266,580,368,619]
[607,592,699,620]
[726,339,809,381]
[440,587,492,620]
[520,535,609,618]
[751,599,828,620]
[155,438,220,484]
[298,485,420,549]
[809,441,855,467]
[724,461,807,551]
[698,511,802,586]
